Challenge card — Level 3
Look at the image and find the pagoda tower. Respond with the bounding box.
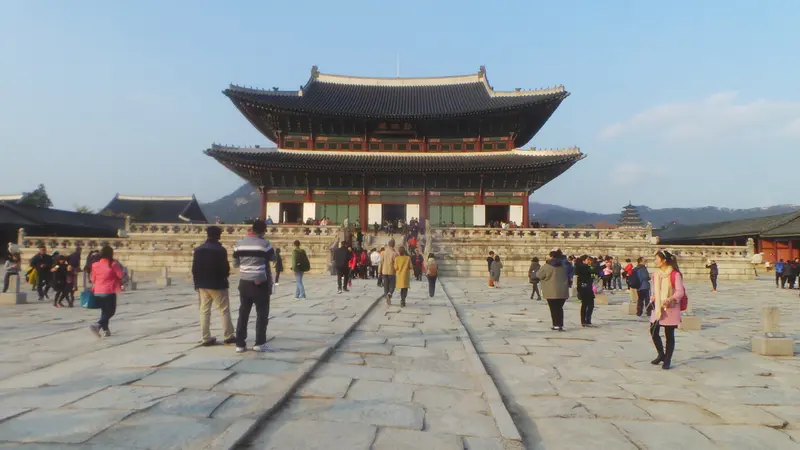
[618,203,644,228]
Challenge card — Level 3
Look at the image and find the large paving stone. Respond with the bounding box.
[614,420,716,450]
[392,345,444,359]
[253,419,376,450]
[425,410,500,438]
[89,411,230,449]
[212,393,281,419]
[2,385,107,409]
[70,386,181,410]
[515,396,592,418]
[533,418,637,450]
[0,409,132,444]
[134,368,232,390]
[635,400,722,424]
[372,428,463,450]
[346,380,414,402]
[230,358,301,375]
[339,343,394,355]
[212,373,286,395]
[579,398,651,420]
[394,370,478,390]
[553,381,634,400]
[165,353,242,370]
[412,386,488,412]
[150,389,230,417]
[315,400,425,430]
[317,362,395,381]
[695,425,798,450]
[298,376,353,399]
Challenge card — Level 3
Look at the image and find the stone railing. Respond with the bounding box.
[127,223,340,238]
[431,227,653,243]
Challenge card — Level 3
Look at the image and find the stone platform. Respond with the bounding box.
[0,273,798,449]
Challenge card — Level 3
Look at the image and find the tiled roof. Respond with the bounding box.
[225,67,568,119]
[0,203,124,234]
[760,213,800,237]
[0,194,23,203]
[656,212,799,242]
[205,145,584,174]
[103,195,208,223]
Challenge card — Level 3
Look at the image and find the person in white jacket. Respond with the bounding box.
[369,248,381,279]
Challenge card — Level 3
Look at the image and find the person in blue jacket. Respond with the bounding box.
[775,259,785,288]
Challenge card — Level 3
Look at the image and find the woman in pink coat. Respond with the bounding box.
[649,250,685,370]
[89,245,123,338]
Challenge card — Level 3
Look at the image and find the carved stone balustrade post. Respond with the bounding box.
[0,274,27,305]
[751,306,794,356]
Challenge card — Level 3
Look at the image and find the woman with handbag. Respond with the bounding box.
[89,245,124,338]
[649,250,685,370]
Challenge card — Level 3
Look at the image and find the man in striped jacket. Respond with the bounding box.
[232,219,276,353]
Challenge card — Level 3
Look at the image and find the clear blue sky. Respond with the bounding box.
[2,0,799,213]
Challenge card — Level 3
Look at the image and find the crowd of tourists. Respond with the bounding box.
[525,249,686,370]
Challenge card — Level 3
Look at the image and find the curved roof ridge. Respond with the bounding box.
[515,147,582,156]
[209,145,583,159]
[116,194,195,201]
[313,72,483,87]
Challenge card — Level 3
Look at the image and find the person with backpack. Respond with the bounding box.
[291,240,310,299]
[425,253,438,298]
[629,257,650,317]
[648,250,686,370]
[529,256,542,300]
[333,242,351,294]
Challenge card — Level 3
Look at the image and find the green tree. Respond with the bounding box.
[75,205,94,214]
[20,184,53,208]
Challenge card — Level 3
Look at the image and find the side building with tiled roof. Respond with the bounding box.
[656,211,800,263]
[102,195,208,223]
[206,65,583,227]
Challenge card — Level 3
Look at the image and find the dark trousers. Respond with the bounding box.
[650,321,676,363]
[780,274,787,288]
[400,288,408,305]
[612,275,623,290]
[2,272,16,292]
[530,282,541,299]
[383,275,396,298]
[710,275,718,290]
[236,280,270,347]
[413,266,422,281]
[776,272,782,287]
[97,294,117,331]
[790,276,797,289]
[602,275,612,290]
[427,275,437,297]
[36,271,50,299]
[636,289,650,316]
[336,267,349,291]
[546,298,566,327]
[274,272,281,284]
[370,265,378,278]
[578,284,594,325]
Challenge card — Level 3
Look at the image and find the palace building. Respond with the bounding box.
[206,66,583,227]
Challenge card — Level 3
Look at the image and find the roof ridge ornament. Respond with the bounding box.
[311,65,320,79]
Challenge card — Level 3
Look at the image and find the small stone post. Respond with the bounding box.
[626,289,638,315]
[752,306,794,356]
[595,293,609,305]
[127,269,137,291]
[156,267,172,287]
[76,270,86,290]
[0,275,27,305]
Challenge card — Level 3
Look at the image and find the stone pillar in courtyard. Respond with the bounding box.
[156,267,172,287]
[0,274,27,305]
[127,269,138,291]
[751,306,794,356]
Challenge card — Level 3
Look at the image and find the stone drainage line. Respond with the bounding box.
[212,291,389,450]
[439,279,523,442]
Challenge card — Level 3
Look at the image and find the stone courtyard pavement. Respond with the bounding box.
[0,273,799,449]
[440,277,800,450]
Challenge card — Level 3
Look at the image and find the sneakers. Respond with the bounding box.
[274,282,280,286]
[252,344,276,352]
[89,323,101,338]
[202,337,217,347]
[385,294,392,306]
[235,347,247,353]
[551,326,564,332]
[103,330,112,338]
[223,337,237,345]
[337,289,343,294]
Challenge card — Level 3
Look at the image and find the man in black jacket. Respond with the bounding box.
[192,226,235,346]
[30,245,53,300]
[333,242,352,294]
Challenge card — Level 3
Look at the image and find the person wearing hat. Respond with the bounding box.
[192,226,236,346]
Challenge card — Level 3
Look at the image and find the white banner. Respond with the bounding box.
[509,205,523,225]
[406,204,420,220]
[266,202,280,223]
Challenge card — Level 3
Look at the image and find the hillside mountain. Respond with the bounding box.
[202,183,799,227]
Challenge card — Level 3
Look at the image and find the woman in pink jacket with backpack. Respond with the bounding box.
[649,250,686,370]
[89,245,123,338]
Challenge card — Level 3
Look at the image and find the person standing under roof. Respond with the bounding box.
[192,226,236,347]
[232,219,276,353]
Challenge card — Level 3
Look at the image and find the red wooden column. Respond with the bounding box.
[360,176,368,228]
[420,186,428,223]
[477,175,485,205]
[258,187,267,221]
[522,192,530,228]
